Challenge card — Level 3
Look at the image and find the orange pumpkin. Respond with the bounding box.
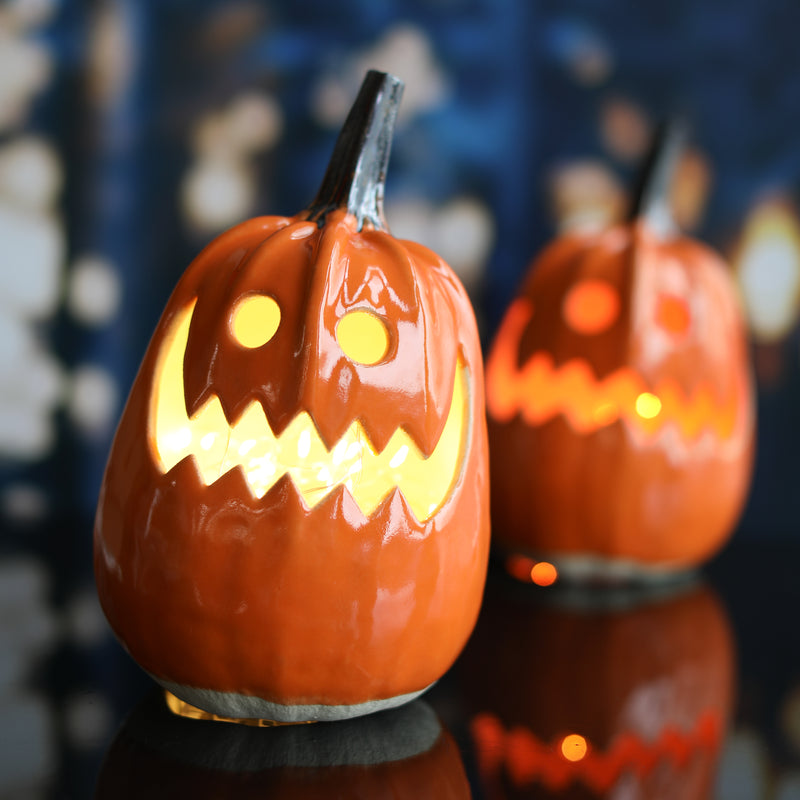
[486,124,754,579]
[460,575,735,797]
[94,71,490,721]
[95,691,471,799]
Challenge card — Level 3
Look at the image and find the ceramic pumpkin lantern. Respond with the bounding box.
[95,690,471,799]
[94,70,490,722]
[460,573,735,797]
[486,123,754,580]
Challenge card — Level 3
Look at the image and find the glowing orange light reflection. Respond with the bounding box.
[164,691,311,727]
[470,710,723,793]
[561,734,588,761]
[486,298,738,440]
[531,561,558,586]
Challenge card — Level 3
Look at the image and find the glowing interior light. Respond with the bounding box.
[238,439,256,456]
[150,302,468,522]
[165,427,192,450]
[486,298,739,439]
[230,293,281,349]
[165,690,307,728]
[591,401,616,426]
[297,429,311,459]
[531,561,558,586]
[561,734,588,762]
[336,310,390,365]
[389,444,409,468]
[635,392,662,419]
[562,279,619,334]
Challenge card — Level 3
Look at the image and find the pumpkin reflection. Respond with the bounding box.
[95,689,470,799]
[458,573,735,798]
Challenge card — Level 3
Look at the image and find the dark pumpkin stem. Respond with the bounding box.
[628,117,688,238]
[306,70,404,232]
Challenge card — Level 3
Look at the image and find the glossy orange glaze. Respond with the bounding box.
[486,222,755,571]
[94,210,489,709]
[460,580,735,798]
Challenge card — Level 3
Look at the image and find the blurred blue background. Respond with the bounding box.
[3,0,800,795]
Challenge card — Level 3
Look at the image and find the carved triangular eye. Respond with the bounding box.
[655,294,691,336]
[336,309,390,365]
[230,294,281,349]
[562,279,619,334]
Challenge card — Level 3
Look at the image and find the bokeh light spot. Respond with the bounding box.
[635,392,662,419]
[561,734,588,762]
[531,561,558,586]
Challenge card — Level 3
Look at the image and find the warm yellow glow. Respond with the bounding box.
[531,561,558,586]
[230,293,281,349]
[164,691,309,727]
[336,310,390,365]
[635,392,662,419]
[150,302,468,521]
[487,300,739,440]
[561,734,588,762]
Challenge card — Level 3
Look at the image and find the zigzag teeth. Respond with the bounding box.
[486,298,741,440]
[150,302,468,522]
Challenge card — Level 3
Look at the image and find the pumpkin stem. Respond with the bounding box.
[628,117,688,238]
[306,70,404,232]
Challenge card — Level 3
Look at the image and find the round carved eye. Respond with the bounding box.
[336,310,390,365]
[563,279,619,334]
[655,294,691,336]
[230,294,281,348]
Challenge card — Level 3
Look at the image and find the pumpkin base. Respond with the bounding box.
[155,675,435,723]
[553,553,699,585]
[502,548,700,587]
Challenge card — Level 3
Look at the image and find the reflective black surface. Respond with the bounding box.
[5,522,800,798]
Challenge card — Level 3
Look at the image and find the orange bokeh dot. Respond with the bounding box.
[655,294,691,335]
[531,561,558,586]
[561,734,588,762]
[563,279,619,334]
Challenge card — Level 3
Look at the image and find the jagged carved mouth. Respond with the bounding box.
[487,299,740,440]
[149,302,469,522]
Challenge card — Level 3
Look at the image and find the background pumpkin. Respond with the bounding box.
[486,123,755,580]
[93,71,490,721]
[459,575,735,798]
